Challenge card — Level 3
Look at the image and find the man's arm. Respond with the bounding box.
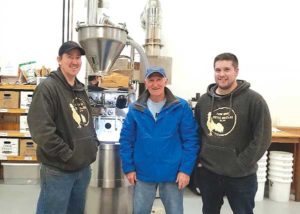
[237,95,272,168]
[119,106,137,175]
[178,101,200,175]
[27,84,73,162]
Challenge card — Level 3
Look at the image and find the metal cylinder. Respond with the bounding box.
[86,142,133,214]
[87,0,98,25]
[141,0,163,56]
[85,185,133,214]
[98,143,123,188]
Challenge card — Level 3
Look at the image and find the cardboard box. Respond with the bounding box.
[19,139,37,157]
[0,91,19,108]
[101,73,129,88]
[0,138,19,158]
[20,115,29,132]
[20,91,33,109]
[1,162,40,184]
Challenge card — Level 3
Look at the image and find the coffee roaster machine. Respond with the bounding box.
[76,2,142,213]
[72,0,172,213]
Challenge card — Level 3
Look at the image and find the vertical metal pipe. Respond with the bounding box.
[69,0,74,41]
[67,0,70,41]
[130,46,135,70]
[62,0,72,42]
[88,0,99,25]
[62,0,65,43]
[141,0,163,56]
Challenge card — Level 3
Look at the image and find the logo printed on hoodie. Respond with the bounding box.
[69,97,90,128]
[207,107,236,136]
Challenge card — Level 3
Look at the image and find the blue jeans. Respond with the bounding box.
[36,164,91,214]
[133,181,184,214]
[198,167,257,214]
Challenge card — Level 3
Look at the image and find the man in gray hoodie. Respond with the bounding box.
[194,53,271,214]
[28,41,99,214]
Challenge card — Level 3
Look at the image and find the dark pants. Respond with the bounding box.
[198,167,257,214]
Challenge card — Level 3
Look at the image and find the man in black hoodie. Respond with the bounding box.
[194,53,271,214]
[27,41,99,214]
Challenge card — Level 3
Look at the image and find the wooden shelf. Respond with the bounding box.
[0,108,28,114]
[272,128,300,144]
[0,84,37,177]
[0,130,31,138]
[0,84,36,90]
[0,156,37,161]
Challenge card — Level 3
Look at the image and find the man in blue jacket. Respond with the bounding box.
[119,66,199,214]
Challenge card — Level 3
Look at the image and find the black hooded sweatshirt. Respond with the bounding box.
[27,68,99,171]
[194,80,271,177]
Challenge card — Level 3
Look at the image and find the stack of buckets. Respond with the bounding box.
[255,151,268,201]
[268,151,293,202]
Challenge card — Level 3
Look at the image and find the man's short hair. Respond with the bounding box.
[214,53,238,68]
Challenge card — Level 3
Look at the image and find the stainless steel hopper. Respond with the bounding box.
[77,23,128,76]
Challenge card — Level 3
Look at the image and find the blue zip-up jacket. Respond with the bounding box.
[119,87,200,182]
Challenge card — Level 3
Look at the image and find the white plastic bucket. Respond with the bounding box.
[269,156,293,163]
[268,176,292,202]
[257,166,267,172]
[261,151,268,158]
[269,151,293,159]
[269,151,293,162]
[257,171,267,178]
[255,180,266,201]
[257,161,267,168]
[269,159,293,166]
[268,165,293,173]
[257,176,267,182]
[268,175,293,183]
[268,171,293,179]
[258,155,268,162]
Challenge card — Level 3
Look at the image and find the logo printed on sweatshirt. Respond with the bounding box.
[70,97,90,128]
[207,107,236,136]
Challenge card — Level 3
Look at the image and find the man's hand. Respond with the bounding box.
[126,171,137,185]
[176,172,190,190]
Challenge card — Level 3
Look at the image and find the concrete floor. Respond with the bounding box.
[0,183,300,214]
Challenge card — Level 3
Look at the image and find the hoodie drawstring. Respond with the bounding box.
[210,96,215,122]
[229,93,233,114]
[210,93,233,120]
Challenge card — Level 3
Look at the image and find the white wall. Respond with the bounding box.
[106,0,300,127]
[0,0,63,70]
[1,0,299,127]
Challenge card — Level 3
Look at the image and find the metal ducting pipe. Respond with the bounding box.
[141,0,163,56]
[87,0,98,25]
[140,0,172,83]
[127,37,149,72]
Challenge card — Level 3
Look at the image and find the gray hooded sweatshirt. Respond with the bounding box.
[27,68,99,171]
[194,80,271,177]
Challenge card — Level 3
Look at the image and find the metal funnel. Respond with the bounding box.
[77,24,128,75]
